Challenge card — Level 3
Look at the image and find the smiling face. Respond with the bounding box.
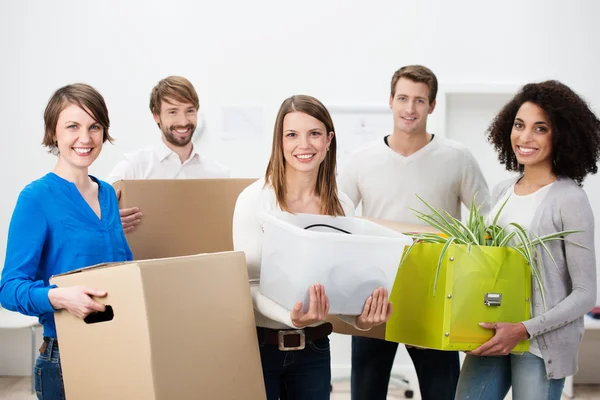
[281,111,333,174]
[389,78,436,135]
[54,103,104,171]
[511,101,553,169]
[153,98,198,147]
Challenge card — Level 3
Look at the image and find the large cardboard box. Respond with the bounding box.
[113,179,256,259]
[51,252,266,400]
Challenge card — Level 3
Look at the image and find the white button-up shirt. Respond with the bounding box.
[107,140,230,183]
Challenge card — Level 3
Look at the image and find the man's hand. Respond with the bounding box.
[116,189,142,233]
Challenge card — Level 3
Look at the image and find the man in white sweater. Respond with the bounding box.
[338,65,489,400]
[107,76,229,232]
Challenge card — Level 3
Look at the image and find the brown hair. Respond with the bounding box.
[265,95,345,216]
[390,65,438,104]
[43,83,113,154]
[149,76,199,115]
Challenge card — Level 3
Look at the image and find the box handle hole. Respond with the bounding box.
[84,305,114,324]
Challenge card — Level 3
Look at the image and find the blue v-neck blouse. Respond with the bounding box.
[0,172,133,337]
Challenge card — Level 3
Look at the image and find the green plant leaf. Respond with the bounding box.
[492,193,511,226]
[409,193,580,311]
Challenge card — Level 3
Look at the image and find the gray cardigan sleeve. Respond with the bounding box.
[523,187,597,337]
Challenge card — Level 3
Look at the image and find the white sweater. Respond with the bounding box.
[338,136,490,221]
[232,179,361,330]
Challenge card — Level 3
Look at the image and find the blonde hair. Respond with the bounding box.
[265,95,345,216]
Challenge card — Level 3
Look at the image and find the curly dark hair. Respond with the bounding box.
[487,80,600,185]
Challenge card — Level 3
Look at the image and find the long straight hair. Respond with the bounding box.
[264,95,345,216]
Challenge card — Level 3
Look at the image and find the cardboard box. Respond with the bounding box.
[328,316,388,339]
[113,179,256,259]
[260,212,412,315]
[51,251,266,400]
[328,218,438,340]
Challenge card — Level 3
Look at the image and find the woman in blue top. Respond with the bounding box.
[0,83,132,400]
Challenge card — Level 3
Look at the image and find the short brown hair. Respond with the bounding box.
[390,65,438,104]
[265,95,345,217]
[149,76,199,115]
[43,83,113,154]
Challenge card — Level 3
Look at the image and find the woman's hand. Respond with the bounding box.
[48,286,107,319]
[290,284,329,328]
[469,322,530,356]
[356,287,393,330]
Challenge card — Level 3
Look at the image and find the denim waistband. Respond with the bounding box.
[40,336,59,359]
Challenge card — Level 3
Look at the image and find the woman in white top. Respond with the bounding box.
[233,95,391,400]
[455,81,600,400]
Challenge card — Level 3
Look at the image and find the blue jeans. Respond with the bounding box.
[351,336,459,400]
[257,328,331,400]
[34,337,65,400]
[455,352,565,400]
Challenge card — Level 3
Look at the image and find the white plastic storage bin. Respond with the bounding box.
[260,211,412,315]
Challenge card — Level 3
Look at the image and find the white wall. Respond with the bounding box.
[1,0,599,377]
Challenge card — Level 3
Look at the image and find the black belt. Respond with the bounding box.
[257,323,333,351]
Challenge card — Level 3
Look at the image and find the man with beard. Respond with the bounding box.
[107,76,229,232]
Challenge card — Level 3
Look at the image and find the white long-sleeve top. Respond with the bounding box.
[106,140,230,183]
[232,178,363,330]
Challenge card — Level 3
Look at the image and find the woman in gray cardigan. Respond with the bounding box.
[455,81,600,400]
